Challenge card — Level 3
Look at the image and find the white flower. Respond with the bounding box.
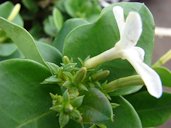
[85,6,162,98]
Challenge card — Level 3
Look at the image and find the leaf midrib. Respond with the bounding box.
[16,111,52,128]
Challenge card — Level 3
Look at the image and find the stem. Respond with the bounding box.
[103,75,143,93]
[7,4,21,21]
[153,49,171,67]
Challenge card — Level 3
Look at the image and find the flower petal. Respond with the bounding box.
[113,6,125,36]
[120,12,142,47]
[123,49,162,98]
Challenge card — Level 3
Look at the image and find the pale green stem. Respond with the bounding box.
[84,47,121,69]
[7,3,21,21]
[153,49,171,67]
[103,75,143,93]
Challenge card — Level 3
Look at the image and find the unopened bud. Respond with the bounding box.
[92,70,110,81]
[62,56,70,64]
[64,103,73,114]
[73,67,87,84]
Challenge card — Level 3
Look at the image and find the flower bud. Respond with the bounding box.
[92,70,110,81]
[73,67,87,84]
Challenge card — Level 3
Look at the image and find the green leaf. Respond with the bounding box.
[22,0,38,13]
[36,41,62,65]
[59,113,70,128]
[104,97,142,128]
[80,88,113,123]
[43,15,57,37]
[0,43,17,56]
[64,0,101,20]
[53,8,63,31]
[154,66,171,87]
[0,17,46,67]
[0,1,23,26]
[0,59,58,128]
[53,18,88,52]
[126,91,171,127]
[63,3,154,77]
[71,95,84,108]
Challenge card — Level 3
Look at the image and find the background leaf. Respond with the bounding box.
[126,91,171,127]
[80,88,113,124]
[0,17,46,66]
[53,8,63,31]
[53,18,88,52]
[154,66,171,87]
[0,43,17,56]
[64,0,101,20]
[36,41,62,65]
[0,59,58,128]
[104,97,142,128]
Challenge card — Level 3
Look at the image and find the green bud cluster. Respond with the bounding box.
[50,90,83,128]
[42,56,124,128]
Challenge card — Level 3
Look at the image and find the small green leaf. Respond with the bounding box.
[0,17,46,66]
[41,75,61,84]
[43,15,58,37]
[59,113,70,128]
[71,95,84,108]
[80,88,113,123]
[127,91,171,127]
[154,66,171,87]
[104,97,142,128]
[53,8,63,31]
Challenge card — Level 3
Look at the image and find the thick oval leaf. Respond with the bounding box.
[80,88,113,123]
[53,8,63,31]
[63,2,154,76]
[36,41,62,65]
[43,16,58,37]
[104,97,142,128]
[53,18,88,52]
[154,66,171,87]
[0,17,46,67]
[0,1,23,26]
[126,91,171,127]
[0,59,58,128]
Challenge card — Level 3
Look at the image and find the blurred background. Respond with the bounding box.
[146,0,171,70]
[139,0,171,127]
